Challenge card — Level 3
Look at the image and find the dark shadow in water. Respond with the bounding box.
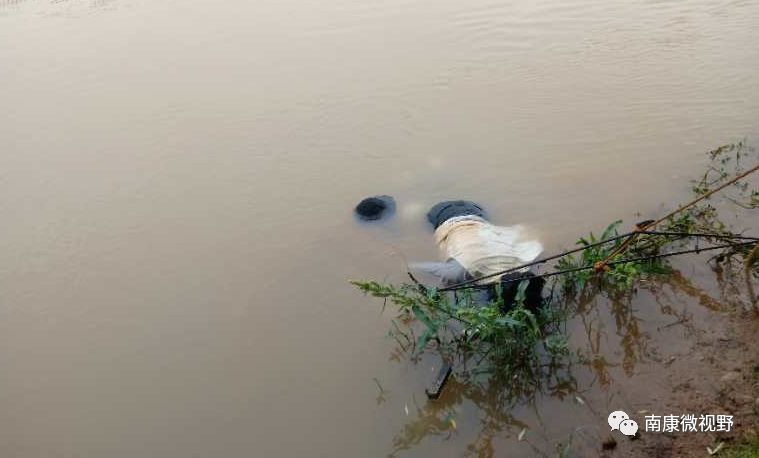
[386,335,581,458]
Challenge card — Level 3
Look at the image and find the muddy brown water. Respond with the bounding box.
[1,0,758,456]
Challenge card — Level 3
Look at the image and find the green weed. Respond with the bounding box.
[352,142,758,382]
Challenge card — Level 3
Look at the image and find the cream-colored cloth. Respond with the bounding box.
[412,216,543,285]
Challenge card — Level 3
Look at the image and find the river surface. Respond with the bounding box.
[1,0,758,456]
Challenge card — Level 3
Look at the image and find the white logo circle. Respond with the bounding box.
[619,419,639,436]
[608,410,629,431]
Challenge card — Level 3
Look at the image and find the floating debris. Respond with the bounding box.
[707,442,724,455]
[355,195,395,221]
[425,363,453,400]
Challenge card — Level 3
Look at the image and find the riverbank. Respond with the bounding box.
[606,297,757,457]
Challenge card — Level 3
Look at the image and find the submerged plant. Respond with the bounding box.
[352,142,758,388]
[350,278,567,373]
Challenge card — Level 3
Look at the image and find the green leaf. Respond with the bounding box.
[416,329,434,354]
[412,304,437,333]
[602,220,623,240]
[515,308,539,335]
[495,316,523,327]
[515,279,529,305]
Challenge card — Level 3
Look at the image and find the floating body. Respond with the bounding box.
[412,200,543,287]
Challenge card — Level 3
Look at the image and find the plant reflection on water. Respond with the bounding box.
[383,266,751,457]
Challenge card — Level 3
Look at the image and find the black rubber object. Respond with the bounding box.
[355,195,395,221]
[425,363,453,400]
[426,200,486,229]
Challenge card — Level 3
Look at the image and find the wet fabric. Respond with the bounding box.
[408,259,472,286]
[494,272,546,312]
[411,215,543,285]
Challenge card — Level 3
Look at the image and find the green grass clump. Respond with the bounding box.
[554,220,671,293]
[352,141,758,382]
[350,278,567,378]
[722,436,759,458]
